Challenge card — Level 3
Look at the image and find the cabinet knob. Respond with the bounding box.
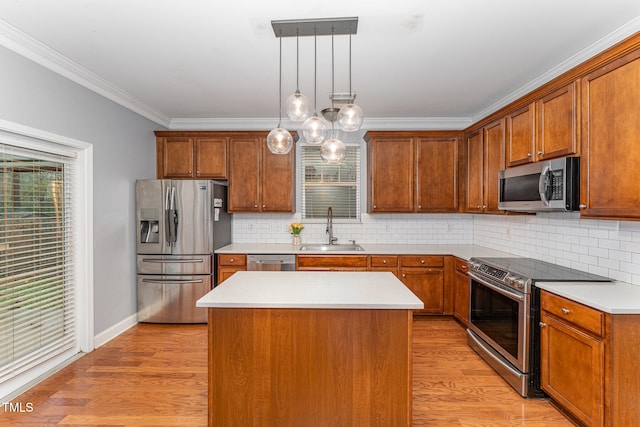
[229,258,234,263]
[196,171,200,176]
[262,205,266,209]
[579,204,587,209]
[561,307,571,315]
[539,322,547,328]
[527,153,532,157]
[383,259,387,264]
[418,205,422,209]
[420,259,425,264]
[373,205,377,209]
[477,205,481,209]
[402,274,406,278]
[482,205,487,209]
[254,204,258,208]
[188,170,192,175]
[537,151,543,155]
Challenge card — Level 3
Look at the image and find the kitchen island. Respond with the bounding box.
[196,271,423,427]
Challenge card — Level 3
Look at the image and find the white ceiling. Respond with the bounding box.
[2,0,640,130]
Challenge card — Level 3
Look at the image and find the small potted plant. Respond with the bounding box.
[288,222,304,246]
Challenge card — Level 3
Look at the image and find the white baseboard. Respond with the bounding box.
[93,314,138,348]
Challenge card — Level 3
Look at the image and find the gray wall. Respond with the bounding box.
[0,46,161,335]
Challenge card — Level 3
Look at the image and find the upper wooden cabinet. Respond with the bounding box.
[155,131,228,179]
[580,49,640,220]
[227,133,295,213]
[506,81,579,167]
[368,131,460,213]
[463,120,505,213]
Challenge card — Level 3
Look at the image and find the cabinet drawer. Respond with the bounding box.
[297,255,368,269]
[369,255,398,268]
[400,255,443,268]
[541,291,604,337]
[454,257,468,273]
[218,254,247,267]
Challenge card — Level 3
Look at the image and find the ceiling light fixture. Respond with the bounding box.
[301,33,328,144]
[270,17,360,160]
[285,31,310,121]
[266,35,294,154]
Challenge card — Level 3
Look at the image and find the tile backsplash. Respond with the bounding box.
[231,212,640,285]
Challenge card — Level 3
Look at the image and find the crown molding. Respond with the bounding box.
[169,116,472,131]
[472,16,640,123]
[0,19,170,127]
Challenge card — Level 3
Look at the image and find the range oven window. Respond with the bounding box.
[470,280,520,360]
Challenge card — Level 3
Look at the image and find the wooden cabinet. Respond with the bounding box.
[540,290,640,426]
[155,131,228,179]
[217,254,247,284]
[399,256,444,314]
[463,119,505,213]
[367,131,460,213]
[367,135,414,212]
[506,81,579,167]
[506,103,535,167]
[368,255,399,277]
[453,257,469,326]
[580,49,640,220]
[228,133,295,213]
[296,255,368,271]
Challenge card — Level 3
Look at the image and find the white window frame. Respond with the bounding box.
[0,119,93,402]
[296,140,367,223]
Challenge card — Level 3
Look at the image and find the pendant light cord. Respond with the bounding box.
[331,29,335,134]
[348,30,352,100]
[296,30,300,92]
[313,32,317,114]
[278,35,282,127]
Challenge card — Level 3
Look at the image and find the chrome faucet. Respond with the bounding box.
[326,206,337,245]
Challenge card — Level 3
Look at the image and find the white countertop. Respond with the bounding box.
[196,271,424,309]
[536,281,640,314]
[215,243,515,261]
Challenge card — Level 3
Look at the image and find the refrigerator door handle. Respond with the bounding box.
[141,278,204,285]
[141,258,205,264]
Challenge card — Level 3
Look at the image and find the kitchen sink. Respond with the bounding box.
[299,244,365,252]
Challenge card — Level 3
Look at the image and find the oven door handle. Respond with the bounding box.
[468,271,525,302]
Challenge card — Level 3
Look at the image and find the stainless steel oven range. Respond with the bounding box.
[466,257,610,397]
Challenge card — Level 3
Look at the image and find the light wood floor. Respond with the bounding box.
[4,317,573,426]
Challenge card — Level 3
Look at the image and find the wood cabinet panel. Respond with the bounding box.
[195,137,227,178]
[506,103,535,167]
[162,137,195,178]
[483,119,505,213]
[537,81,579,161]
[540,290,603,336]
[261,143,295,212]
[297,255,368,271]
[228,136,261,212]
[540,309,604,427]
[416,138,458,212]
[581,49,640,220]
[465,131,484,212]
[453,257,469,326]
[217,254,247,285]
[400,255,443,268]
[368,137,414,212]
[399,267,444,314]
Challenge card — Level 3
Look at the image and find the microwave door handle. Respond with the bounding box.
[538,166,551,207]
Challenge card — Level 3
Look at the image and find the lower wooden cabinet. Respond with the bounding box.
[453,257,469,326]
[217,254,247,284]
[540,290,640,426]
[399,256,444,314]
[296,255,368,271]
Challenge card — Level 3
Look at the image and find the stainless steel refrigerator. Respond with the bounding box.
[135,179,231,323]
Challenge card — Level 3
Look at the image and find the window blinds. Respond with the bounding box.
[0,143,76,382]
[301,145,360,219]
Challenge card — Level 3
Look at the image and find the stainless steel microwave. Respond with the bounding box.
[498,157,580,212]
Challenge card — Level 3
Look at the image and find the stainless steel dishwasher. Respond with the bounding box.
[247,254,296,271]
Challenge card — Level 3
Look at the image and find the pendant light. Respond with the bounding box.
[285,31,310,121]
[267,36,293,154]
[337,30,364,132]
[301,33,328,144]
[320,30,346,165]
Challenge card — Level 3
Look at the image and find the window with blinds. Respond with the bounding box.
[0,144,76,382]
[301,145,360,219]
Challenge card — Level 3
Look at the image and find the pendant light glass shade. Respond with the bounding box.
[337,103,364,131]
[267,127,294,154]
[285,90,310,121]
[302,114,328,144]
[320,136,346,164]
[268,36,293,154]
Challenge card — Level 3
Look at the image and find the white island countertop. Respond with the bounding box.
[536,281,640,314]
[196,271,424,309]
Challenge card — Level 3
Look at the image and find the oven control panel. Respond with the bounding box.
[468,260,529,291]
